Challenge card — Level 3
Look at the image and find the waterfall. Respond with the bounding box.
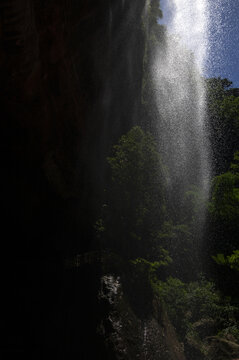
[151,0,211,206]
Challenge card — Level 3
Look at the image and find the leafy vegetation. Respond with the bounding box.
[96,126,166,259]
[212,251,239,272]
[207,77,239,175]
[208,151,239,275]
[94,1,239,357]
[96,83,239,354]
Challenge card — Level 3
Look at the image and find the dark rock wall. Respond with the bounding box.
[97,272,186,360]
[1,0,146,256]
[1,0,146,356]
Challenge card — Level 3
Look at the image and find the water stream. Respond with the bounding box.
[152,0,211,203]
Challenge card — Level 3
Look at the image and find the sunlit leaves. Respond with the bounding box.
[212,250,239,272]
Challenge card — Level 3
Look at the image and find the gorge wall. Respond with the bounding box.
[1,0,145,257]
[0,0,145,355]
[1,1,190,357]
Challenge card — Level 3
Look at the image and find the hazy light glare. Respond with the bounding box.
[151,0,211,202]
[161,0,209,71]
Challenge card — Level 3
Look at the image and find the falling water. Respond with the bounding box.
[152,0,211,204]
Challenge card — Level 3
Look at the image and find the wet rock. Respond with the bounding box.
[98,273,186,360]
[206,336,239,360]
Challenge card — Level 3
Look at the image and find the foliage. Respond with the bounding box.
[206,77,239,174]
[123,253,172,317]
[155,221,195,280]
[156,184,208,279]
[209,171,239,224]
[130,251,172,292]
[147,0,165,44]
[230,151,239,173]
[148,0,163,29]
[206,77,232,102]
[131,252,172,271]
[155,276,238,344]
[218,96,239,130]
[156,277,219,335]
[98,126,166,259]
[208,152,239,257]
[107,126,165,194]
[218,325,239,343]
[93,29,239,350]
[212,250,239,272]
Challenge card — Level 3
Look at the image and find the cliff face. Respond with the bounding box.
[1,0,146,355]
[1,0,98,257]
[1,0,146,255]
[0,1,189,357]
[98,272,186,360]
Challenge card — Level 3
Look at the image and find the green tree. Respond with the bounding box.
[206,78,239,174]
[206,77,232,103]
[148,0,163,33]
[208,152,239,257]
[212,250,239,272]
[209,152,239,223]
[155,276,238,348]
[209,171,239,225]
[208,152,239,302]
[98,126,166,259]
